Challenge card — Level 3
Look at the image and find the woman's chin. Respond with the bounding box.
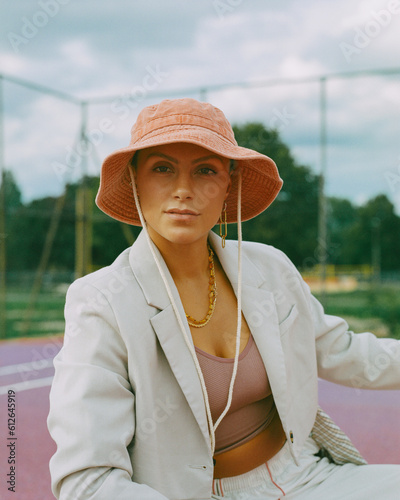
[148,227,209,248]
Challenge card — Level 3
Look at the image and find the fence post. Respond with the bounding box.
[318,76,328,302]
[0,76,6,338]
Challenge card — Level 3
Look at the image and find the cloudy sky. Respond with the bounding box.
[1,0,400,213]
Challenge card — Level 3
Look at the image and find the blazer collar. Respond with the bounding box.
[209,231,265,291]
[128,230,176,310]
[129,230,265,307]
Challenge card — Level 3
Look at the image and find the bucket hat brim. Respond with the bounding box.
[96,100,283,226]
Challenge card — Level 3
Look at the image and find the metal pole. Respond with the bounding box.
[0,76,6,338]
[75,102,92,278]
[85,66,400,105]
[1,72,80,105]
[371,217,381,285]
[318,77,328,301]
[199,88,208,102]
[21,189,67,335]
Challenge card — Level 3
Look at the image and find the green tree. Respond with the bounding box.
[347,195,400,272]
[327,197,358,266]
[8,195,71,271]
[6,174,137,273]
[2,170,22,213]
[327,194,400,271]
[232,123,320,267]
[2,170,23,272]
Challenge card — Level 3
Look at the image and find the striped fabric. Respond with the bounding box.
[212,477,224,496]
[311,406,368,465]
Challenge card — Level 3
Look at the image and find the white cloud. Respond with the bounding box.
[0,51,27,74]
[278,56,326,79]
[59,39,96,70]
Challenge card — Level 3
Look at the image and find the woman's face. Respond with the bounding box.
[134,142,231,247]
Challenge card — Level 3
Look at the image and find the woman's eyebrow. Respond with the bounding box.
[192,155,225,164]
[146,152,179,163]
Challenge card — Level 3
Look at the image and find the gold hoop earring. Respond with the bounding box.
[219,203,227,248]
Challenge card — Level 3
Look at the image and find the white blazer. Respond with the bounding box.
[48,230,400,500]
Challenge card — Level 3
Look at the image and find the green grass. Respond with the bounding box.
[3,287,66,339]
[315,284,400,339]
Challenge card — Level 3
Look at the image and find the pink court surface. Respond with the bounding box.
[0,334,399,500]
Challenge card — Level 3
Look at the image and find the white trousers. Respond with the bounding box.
[211,437,400,500]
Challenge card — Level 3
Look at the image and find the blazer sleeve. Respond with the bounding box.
[265,245,400,390]
[47,280,169,500]
[298,270,400,390]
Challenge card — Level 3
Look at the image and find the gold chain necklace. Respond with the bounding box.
[186,244,217,328]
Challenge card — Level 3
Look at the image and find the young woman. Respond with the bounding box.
[48,98,400,499]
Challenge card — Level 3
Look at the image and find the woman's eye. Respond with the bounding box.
[153,165,172,173]
[197,166,217,175]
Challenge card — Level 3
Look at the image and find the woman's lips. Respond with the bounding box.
[165,209,200,221]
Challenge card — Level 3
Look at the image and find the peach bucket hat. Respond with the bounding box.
[96,98,283,226]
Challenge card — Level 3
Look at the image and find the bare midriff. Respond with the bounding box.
[213,408,287,478]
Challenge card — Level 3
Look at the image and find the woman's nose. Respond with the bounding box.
[173,173,194,199]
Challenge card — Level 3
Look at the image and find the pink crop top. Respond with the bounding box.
[195,335,277,455]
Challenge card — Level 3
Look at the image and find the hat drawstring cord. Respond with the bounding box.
[212,174,242,434]
[128,165,242,458]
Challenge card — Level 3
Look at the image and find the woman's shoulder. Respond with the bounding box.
[226,238,296,269]
[67,246,135,295]
[223,238,303,292]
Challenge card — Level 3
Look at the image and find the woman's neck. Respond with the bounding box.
[149,233,211,282]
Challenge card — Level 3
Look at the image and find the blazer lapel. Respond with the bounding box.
[241,285,289,433]
[210,232,289,431]
[129,232,211,447]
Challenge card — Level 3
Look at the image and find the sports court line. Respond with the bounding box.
[0,358,55,395]
[0,357,54,376]
[0,375,54,395]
